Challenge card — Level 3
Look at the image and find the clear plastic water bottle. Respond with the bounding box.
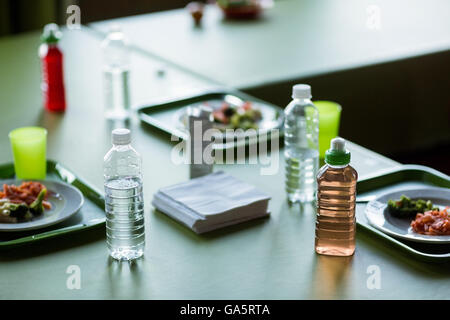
[284,84,319,203]
[101,25,131,120]
[104,128,145,260]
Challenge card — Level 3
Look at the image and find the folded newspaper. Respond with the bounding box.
[152,171,271,233]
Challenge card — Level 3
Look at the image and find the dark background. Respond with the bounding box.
[0,0,192,36]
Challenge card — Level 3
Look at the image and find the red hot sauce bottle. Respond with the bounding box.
[39,23,66,112]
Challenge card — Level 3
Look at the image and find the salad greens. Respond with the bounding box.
[387,195,438,218]
[0,188,47,223]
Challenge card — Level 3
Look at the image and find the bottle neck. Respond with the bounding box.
[41,42,60,49]
[327,163,349,169]
[112,143,131,150]
[292,97,312,104]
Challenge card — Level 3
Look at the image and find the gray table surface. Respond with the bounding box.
[0,26,449,300]
[90,0,450,89]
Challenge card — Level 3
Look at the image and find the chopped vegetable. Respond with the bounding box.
[0,182,51,223]
[0,199,29,222]
[29,188,47,216]
[8,202,30,219]
[212,101,262,130]
[387,195,438,218]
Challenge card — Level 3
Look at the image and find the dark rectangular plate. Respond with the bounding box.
[0,160,105,249]
[137,89,284,149]
[356,164,450,262]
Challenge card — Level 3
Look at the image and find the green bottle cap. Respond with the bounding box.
[325,137,351,166]
[41,23,62,44]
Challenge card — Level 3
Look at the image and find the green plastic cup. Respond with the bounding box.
[314,101,342,159]
[9,127,47,179]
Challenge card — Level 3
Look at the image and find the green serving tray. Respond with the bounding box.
[356,164,450,262]
[0,160,105,249]
[137,88,284,150]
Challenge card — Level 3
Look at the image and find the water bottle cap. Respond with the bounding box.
[292,84,312,99]
[112,128,131,145]
[106,24,126,41]
[41,23,62,44]
[325,137,351,165]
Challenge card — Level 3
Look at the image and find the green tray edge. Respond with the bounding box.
[0,159,105,249]
[356,164,450,263]
[136,88,285,146]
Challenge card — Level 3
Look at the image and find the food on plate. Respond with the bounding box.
[411,207,450,236]
[387,195,438,218]
[0,181,51,223]
[217,0,263,20]
[212,101,262,130]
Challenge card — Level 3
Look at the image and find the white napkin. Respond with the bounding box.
[152,171,271,233]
